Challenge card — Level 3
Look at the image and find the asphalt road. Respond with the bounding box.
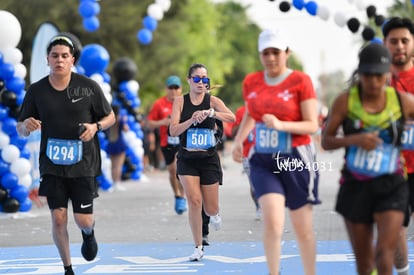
[1,144,414,274]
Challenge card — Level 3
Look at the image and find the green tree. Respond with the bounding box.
[0,0,307,112]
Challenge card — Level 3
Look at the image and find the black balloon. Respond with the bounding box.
[2,197,20,213]
[59,32,83,63]
[366,5,376,18]
[8,105,21,119]
[279,1,291,12]
[1,90,17,107]
[375,15,386,27]
[347,18,360,33]
[0,80,5,93]
[362,27,375,41]
[112,57,138,83]
[0,187,7,202]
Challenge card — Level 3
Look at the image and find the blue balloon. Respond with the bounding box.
[136,129,144,140]
[1,172,18,190]
[83,16,100,32]
[2,117,17,136]
[0,106,8,120]
[10,185,29,203]
[132,97,141,108]
[102,71,111,83]
[19,147,31,160]
[371,37,383,44]
[142,16,158,32]
[305,1,318,16]
[118,81,129,92]
[292,0,305,10]
[78,1,100,18]
[10,134,28,150]
[16,92,25,106]
[97,175,112,191]
[137,29,152,45]
[0,159,9,176]
[130,170,141,180]
[75,65,85,75]
[19,197,32,212]
[5,77,25,92]
[0,63,15,80]
[78,44,110,75]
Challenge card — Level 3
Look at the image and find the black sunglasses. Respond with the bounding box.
[191,76,210,84]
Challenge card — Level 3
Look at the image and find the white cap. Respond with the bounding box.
[258,29,289,52]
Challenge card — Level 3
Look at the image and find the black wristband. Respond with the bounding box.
[96,122,102,131]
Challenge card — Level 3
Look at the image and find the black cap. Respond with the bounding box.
[358,43,391,74]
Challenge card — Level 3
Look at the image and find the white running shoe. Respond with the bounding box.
[189,246,204,261]
[209,214,222,231]
[114,184,126,191]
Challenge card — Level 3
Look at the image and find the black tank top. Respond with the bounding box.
[178,93,217,159]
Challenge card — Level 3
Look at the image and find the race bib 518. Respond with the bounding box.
[255,123,291,154]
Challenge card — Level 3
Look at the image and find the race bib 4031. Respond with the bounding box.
[255,123,292,154]
[46,138,83,165]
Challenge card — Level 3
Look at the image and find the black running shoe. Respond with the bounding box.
[64,266,74,275]
[81,230,98,261]
[202,235,210,246]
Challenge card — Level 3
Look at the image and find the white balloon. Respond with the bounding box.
[0,11,22,51]
[334,12,347,27]
[356,0,365,11]
[10,158,31,176]
[135,147,144,158]
[1,144,20,163]
[101,82,111,94]
[126,80,139,94]
[19,174,32,188]
[317,5,330,21]
[147,3,164,21]
[155,0,171,12]
[100,149,108,159]
[0,132,10,149]
[103,91,112,104]
[3,47,23,65]
[123,131,136,143]
[90,73,104,84]
[14,63,27,79]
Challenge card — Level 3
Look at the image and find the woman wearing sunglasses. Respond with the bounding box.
[169,63,235,261]
[232,29,320,275]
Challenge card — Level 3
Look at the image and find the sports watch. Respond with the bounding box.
[96,122,102,131]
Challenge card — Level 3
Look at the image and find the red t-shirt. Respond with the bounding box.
[233,105,255,157]
[391,66,414,173]
[243,70,316,147]
[147,96,173,147]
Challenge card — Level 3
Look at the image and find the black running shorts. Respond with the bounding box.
[39,175,98,214]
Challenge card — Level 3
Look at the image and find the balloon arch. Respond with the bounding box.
[0,0,408,212]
